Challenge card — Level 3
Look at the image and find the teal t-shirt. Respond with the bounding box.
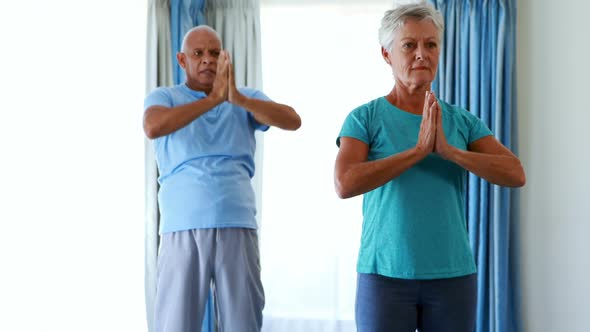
[337,97,492,279]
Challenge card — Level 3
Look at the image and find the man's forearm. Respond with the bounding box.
[236,96,301,130]
[144,96,221,139]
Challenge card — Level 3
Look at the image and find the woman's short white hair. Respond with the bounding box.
[379,2,444,52]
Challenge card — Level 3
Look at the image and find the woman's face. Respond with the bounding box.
[382,18,440,89]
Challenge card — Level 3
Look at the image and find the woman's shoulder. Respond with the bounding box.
[350,96,387,115]
[439,99,465,114]
[439,100,483,127]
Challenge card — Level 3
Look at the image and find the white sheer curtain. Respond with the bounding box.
[206,0,265,227]
[259,1,391,331]
[145,1,173,331]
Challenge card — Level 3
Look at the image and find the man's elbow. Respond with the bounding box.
[282,107,301,131]
[143,121,161,139]
[290,114,302,131]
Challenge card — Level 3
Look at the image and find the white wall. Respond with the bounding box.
[517,0,590,331]
[0,1,147,331]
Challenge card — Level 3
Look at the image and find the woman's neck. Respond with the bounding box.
[386,84,431,115]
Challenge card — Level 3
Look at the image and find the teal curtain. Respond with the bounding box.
[170,0,206,84]
[428,1,520,331]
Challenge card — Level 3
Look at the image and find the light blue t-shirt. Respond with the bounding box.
[144,84,270,234]
[337,97,492,279]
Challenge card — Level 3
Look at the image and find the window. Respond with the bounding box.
[260,1,391,330]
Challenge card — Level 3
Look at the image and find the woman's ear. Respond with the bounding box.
[381,47,391,65]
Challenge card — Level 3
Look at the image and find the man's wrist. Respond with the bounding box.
[205,94,224,107]
[232,93,249,108]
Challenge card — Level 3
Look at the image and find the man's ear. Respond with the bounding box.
[177,52,186,69]
[381,47,391,65]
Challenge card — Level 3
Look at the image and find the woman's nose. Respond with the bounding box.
[415,44,428,61]
[415,47,424,60]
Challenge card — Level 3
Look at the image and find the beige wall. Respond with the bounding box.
[517,0,590,330]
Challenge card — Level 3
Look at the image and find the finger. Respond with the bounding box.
[221,60,229,78]
[216,54,224,70]
[229,63,236,87]
[429,102,437,126]
[437,105,442,130]
[423,90,430,117]
[429,90,436,109]
[218,51,227,68]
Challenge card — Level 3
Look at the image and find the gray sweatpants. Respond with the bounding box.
[155,228,265,332]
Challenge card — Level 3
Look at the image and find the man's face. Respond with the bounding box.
[178,29,222,90]
[382,19,440,89]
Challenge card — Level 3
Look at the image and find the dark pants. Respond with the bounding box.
[355,273,477,332]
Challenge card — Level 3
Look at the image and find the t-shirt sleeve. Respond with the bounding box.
[241,88,271,132]
[144,87,173,110]
[466,111,493,143]
[336,106,370,147]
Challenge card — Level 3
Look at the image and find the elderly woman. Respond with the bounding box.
[334,3,525,332]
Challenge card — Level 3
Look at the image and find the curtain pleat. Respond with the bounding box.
[429,1,520,331]
[206,0,265,229]
[145,1,173,331]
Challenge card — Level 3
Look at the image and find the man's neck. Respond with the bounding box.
[185,81,211,95]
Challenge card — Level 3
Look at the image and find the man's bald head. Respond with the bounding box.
[181,25,222,53]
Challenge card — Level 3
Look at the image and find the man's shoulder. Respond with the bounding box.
[145,84,181,99]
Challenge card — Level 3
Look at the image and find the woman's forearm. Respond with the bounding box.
[335,147,428,199]
[444,146,526,187]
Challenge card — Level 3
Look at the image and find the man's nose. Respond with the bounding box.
[202,53,215,64]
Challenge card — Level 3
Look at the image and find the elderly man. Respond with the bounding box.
[144,25,301,332]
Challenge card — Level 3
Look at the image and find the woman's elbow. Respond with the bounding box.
[504,164,526,187]
[514,169,526,187]
[334,175,353,199]
[512,160,526,187]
